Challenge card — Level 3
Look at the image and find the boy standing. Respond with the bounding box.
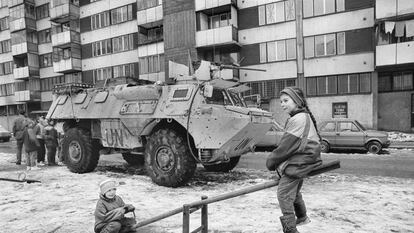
[23,120,41,171]
[94,179,137,233]
[44,119,58,166]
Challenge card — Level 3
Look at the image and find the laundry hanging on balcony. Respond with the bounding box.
[395,21,405,37]
[406,19,414,37]
[384,21,395,34]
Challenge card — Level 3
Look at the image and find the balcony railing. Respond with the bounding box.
[8,0,34,8]
[376,41,414,66]
[14,90,41,102]
[137,5,163,27]
[50,2,80,22]
[11,42,38,56]
[9,17,36,32]
[196,25,239,48]
[13,66,39,80]
[195,0,237,12]
[376,0,414,19]
[51,30,80,47]
[53,57,81,73]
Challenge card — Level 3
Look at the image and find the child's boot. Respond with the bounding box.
[280,215,299,233]
[296,216,311,226]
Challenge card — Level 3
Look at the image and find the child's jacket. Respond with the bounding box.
[23,127,40,153]
[44,125,58,147]
[266,110,322,177]
[94,194,126,233]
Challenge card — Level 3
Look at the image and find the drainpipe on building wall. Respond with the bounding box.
[295,0,305,89]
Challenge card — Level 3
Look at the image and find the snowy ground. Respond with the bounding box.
[0,152,413,233]
[388,132,414,142]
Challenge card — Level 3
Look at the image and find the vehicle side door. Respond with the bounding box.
[319,121,337,145]
[336,121,365,147]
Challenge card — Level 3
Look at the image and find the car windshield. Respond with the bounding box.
[354,120,366,131]
[205,89,232,105]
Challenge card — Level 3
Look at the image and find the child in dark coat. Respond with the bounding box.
[23,120,40,171]
[94,179,137,233]
[43,119,58,166]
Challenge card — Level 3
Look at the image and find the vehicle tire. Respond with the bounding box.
[367,141,382,154]
[122,153,145,166]
[320,141,330,153]
[203,156,241,172]
[62,128,100,173]
[145,128,196,187]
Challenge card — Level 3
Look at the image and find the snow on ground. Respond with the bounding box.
[388,132,414,142]
[0,152,413,233]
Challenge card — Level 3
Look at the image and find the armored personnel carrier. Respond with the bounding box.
[47,61,275,187]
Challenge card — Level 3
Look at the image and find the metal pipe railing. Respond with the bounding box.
[132,160,340,232]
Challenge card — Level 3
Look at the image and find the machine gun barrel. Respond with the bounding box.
[220,64,266,72]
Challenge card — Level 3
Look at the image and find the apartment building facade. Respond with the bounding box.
[0,0,412,132]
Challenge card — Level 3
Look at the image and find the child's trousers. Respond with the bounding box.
[25,151,38,167]
[277,175,307,218]
[99,218,136,233]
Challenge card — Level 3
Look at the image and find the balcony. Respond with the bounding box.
[11,42,38,56]
[13,66,39,80]
[376,0,414,20]
[137,5,163,28]
[51,30,80,48]
[14,90,41,102]
[376,42,414,67]
[196,25,240,49]
[9,17,36,32]
[8,0,34,8]
[195,0,237,12]
[53,57,81,73]
[50,1,80,23]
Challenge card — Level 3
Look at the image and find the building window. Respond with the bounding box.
[0,39,11,54]
[38,29,51,44]
[92,38,112,57]
[0,17,9,31]
[93,67,112,82]
[0,83,15,96]
[0,0,8,8]
[139,54,164,75]
[36,3,49,19]
[244,78,296,99]
[208,13,232,29]
[303,0,344,18]
[111,4,133,25]
[307,73,371,96]
[137,0,160,11]
[39,53,52,68]
[260,39,296,63]
[259,0,295,26]
[0,61,13,75]
[113,63,135,78]
[91,11,110,30]
[112,34,134,53]
[379,71,413,92]
[305,32,345,58]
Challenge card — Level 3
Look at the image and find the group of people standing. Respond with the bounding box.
[12,110,61,171]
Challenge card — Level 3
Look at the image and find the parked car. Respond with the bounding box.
[319,119,390,154]
[0,124,11,142]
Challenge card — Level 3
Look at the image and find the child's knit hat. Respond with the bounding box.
[99,179,117,195]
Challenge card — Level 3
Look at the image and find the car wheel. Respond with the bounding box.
[367,141,382,154]
[320,141,330,153]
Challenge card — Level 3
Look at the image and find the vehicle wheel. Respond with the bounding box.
[62,128,100,173]
[320,141,330,153]
[367,141,382,154]
[145,128,196,187]
[122,153,145,166]
[203,156,241,172]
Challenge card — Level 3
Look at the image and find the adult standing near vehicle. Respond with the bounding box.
[43,119,58,166]
[12,109,28,165]
[34,116,47,166]
[266,87,322,233]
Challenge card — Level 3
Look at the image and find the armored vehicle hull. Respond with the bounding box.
[47,64,275,187]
